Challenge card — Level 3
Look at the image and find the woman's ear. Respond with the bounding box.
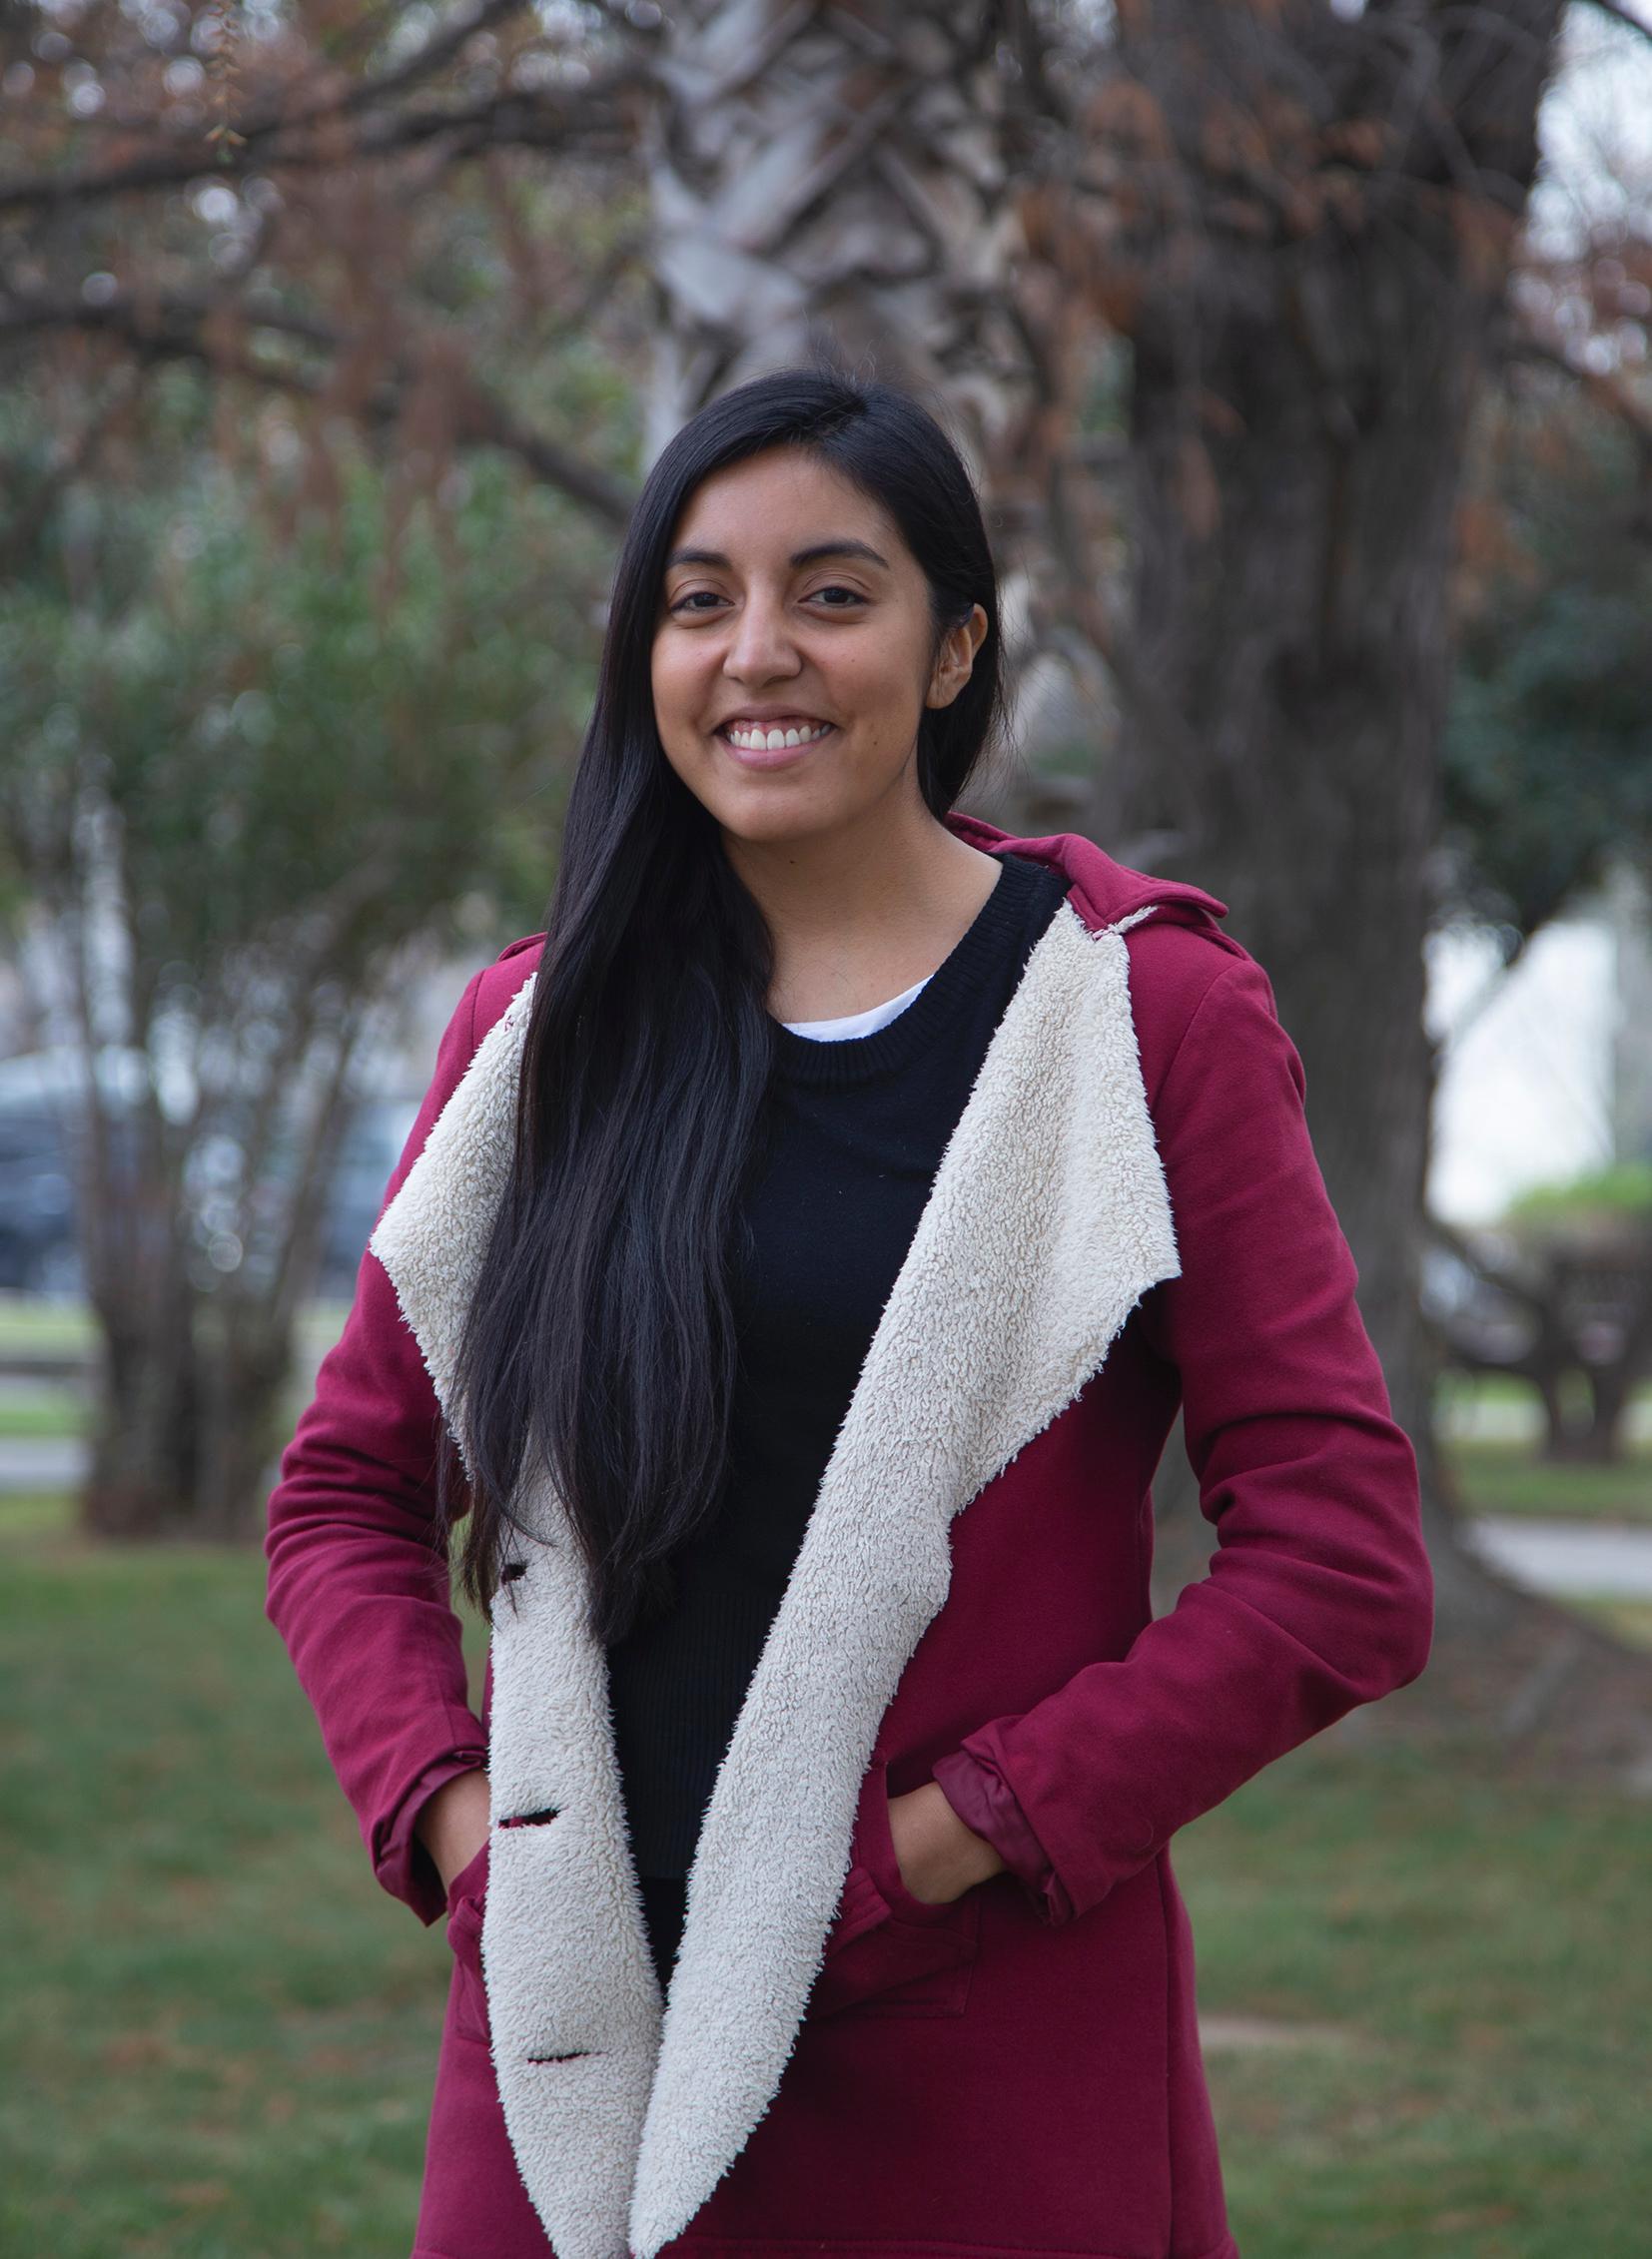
[925,604,990,710]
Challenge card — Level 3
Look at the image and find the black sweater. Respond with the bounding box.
[606,849,1071,1880]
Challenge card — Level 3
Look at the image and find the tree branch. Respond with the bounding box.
[1498,323,1652,454]
[0,54,647,222]
[0,361,147,577]
[310,0,535,125]
[0,286,636,529]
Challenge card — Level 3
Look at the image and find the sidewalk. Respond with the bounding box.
[1462,1515,1652,1600]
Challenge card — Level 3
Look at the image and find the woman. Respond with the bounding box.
[265,368,1434,2259]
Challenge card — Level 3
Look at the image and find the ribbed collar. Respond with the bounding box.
[771,851,1068,1087]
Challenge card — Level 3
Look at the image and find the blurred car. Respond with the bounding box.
[0,1046,418,1300]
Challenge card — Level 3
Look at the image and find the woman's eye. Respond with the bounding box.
[666,584,866,616]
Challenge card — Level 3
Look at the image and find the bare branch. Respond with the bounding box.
[0,284,636,529]
[0,362,148,577]
[0,53,648,223]
[1497,323,1652,452]
[313,0,536,125]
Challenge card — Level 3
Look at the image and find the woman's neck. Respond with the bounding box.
[724,801,1004,1025]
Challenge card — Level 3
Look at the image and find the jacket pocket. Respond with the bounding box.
[443,1838,490,2045]
[807,1755,981,2021]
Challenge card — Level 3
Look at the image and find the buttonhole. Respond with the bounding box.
[500,1806,560,1829]
[525,2049,591,2065]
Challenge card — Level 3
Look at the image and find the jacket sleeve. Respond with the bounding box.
[933,946,1435,1927]
[264,967,492,1928]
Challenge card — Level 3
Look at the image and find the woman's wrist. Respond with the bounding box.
[890,1780,1006,1903]
[415,1765,491,1894]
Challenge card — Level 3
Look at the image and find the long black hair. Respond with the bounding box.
[440,365,1008,1644]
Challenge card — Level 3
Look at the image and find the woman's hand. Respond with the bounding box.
[416,1766,491,1896]
[888,1780,1005,1904]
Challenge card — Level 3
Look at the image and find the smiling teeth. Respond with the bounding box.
[724,721,834,751]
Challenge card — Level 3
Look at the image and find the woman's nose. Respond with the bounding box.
[723,595,802,681]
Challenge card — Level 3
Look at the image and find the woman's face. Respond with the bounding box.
[650,445,987,850]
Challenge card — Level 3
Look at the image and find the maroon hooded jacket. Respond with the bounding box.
[265,815,1434,2259]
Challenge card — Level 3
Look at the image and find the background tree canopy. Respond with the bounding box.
[1445,387,1652,944]
[0,364,611,1533]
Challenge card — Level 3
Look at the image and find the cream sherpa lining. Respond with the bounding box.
[369,899,1181,2259]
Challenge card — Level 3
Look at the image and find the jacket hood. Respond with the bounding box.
[945,812,1230,937]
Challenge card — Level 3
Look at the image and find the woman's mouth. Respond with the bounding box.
[715,718,838,768]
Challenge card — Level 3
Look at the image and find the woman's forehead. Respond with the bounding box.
[668,450,901,559]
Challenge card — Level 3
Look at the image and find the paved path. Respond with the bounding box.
[0,1436,82,1490]
[1462,1515,1652,1600]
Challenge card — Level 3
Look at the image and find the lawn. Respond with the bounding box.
[1448,1437,1652,1525]
[1189,1731,1650,2257]
[0,1492,489,2259]
[2,1494,1648,2257]
[0,1382,88,1438]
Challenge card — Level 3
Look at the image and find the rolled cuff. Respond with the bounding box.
[932,1747,1076,1926]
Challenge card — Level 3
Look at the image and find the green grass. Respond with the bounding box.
[0,1494,489,2259]
[0,1290,94,1355]
[1183,1728,1652,2257]
[2,1496,1649,2254]
[0,1489,80,1540]
[1567,1595,1652,1651]
[1444,1437,1652,1524]
[0,1385,89,1439]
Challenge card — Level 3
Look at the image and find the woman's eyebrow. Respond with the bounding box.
[663,538,892,572]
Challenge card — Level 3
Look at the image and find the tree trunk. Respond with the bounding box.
[81,1304,299,1543]
[1088,0,1652,1767]
[1123,226,1491,1608]
[76,1164,306,1542]
[642,1,1033,457]
[1579,1367,1635,1467]
[48,792,384,1542]
[193,1319,302,1540]
[82,1298,200,1539]
[639,3,1127,777]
